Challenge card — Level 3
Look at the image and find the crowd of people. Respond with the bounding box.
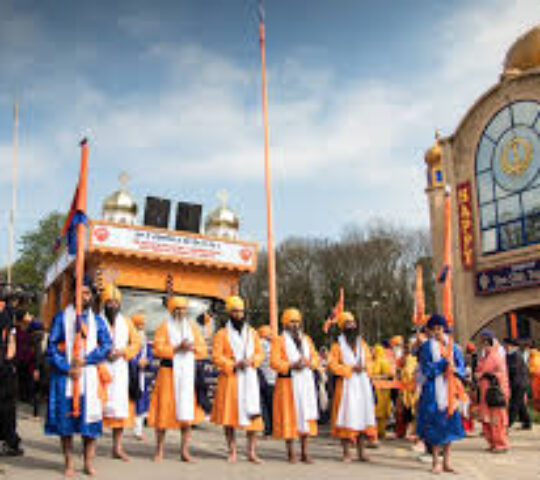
[1,277,539,476]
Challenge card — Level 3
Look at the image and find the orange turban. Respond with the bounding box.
[390,335,404,347]
[131,313,146,328]
[337,311,355,330]
[101,284,122,303]
[225,296,245,313]
[258,325,271,339]
[167,296,189,313]
[281,308,302,326]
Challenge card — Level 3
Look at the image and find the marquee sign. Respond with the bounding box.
[456,182,474,269]
[90,222,257,271]
[476,259,540,294]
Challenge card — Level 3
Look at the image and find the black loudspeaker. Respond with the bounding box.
[144,196,170,229]
[175,202,202,233]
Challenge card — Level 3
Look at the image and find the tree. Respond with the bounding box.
[10,211,65,289]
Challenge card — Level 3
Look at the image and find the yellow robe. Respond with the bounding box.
[400,354,418,412]
[147,320,207,430]
[103,317,141,429]
[210,326,264,431]
[328,340,377,440]
[270,334,320,439]
[372,345,394,438]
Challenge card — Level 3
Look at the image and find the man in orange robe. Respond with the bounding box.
[271,308,320,463]
[148,296,207,462]
[211,296,264,463]
[101,284,141,462]
[328,311,376,462]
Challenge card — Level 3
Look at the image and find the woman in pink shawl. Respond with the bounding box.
[475,331,510,453]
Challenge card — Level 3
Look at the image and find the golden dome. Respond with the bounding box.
[102,189,138,216]
[504,25,540,74]
[424,130,442,166]
[205,190,240,233]
[205,205,239,230]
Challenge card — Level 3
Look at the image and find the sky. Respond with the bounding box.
[0,0,539,266]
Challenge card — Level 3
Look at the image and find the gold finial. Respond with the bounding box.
[217,189,229,208]
[119,171,130,190]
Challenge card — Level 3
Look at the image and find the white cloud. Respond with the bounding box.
[1,0,539,240]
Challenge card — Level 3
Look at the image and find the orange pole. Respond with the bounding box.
[259,17,278,335]
[442,188,456,416]
[72,138,89,417]
[510,312,518,339]
[414,263,425,327]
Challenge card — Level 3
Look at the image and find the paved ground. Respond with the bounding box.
[2,406,540,480]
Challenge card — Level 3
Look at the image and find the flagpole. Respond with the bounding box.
[259,4,278,335]
[8,99,19,287]
[72,138,89,417]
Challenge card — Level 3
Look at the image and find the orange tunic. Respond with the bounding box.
[271,334,320,439]
[103,316,141,429]
[529,349,540,410]
[147,320,207,430]
[210,326,264,431]
[328,340,377,440]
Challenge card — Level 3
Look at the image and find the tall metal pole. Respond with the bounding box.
[8,99,19,287]
[259,6,278,334]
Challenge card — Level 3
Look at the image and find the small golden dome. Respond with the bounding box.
[424,130,442,166]
[205,205,239,230]
[204,190,240,235]
[102,189,138,216]
[504,25,540,73]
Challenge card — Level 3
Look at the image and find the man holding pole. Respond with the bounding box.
[45,276,112,477]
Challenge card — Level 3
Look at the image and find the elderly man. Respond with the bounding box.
[328,311,376,462]
[148,296,207,462]
[45,276,112,477]
[271,308,320,463]
[211,296,264,463]
[101,284,141,461]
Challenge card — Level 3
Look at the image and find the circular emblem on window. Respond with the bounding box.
[493,125,540,191]
[94,226,110,242]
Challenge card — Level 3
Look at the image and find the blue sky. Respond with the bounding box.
[0,0,539,265]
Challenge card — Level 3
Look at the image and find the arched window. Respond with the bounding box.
[476,100,540,254]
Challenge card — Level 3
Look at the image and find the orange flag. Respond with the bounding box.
[323,288,344,333]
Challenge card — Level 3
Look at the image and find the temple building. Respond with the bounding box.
[425,25,540,342]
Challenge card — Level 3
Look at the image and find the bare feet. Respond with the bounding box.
[154,451,164,462]
[288,452,298,464]
[83,464,97,477]
[248,454,264,465]
[443,465,458,474]
[301,454,314,464]
[181,451,196,463]
[431,464,442,475]
[342,454,352,463]
[227,451,237,463]
[113,449,130,462]
[358,453,371,462]
[63,462,75,478]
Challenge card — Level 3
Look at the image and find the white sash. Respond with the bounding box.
[167,318,195,422]
[64,305,102,424]
[336,334,376,431]
[226,321,260,426]
[430,337,448,412]
[138,330,147,395]
[104,313,130,419]
[283,331,319,434]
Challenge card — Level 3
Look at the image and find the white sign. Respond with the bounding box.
[44,250,75,288]
[90,223,257,270]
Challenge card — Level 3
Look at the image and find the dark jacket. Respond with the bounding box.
[506,351,529,390]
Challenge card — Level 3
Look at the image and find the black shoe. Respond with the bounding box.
[4,446,24,456]
[522,424,532,430]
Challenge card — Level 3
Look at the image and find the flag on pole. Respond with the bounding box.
[323,288,344,333]
[71,138,89,417]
